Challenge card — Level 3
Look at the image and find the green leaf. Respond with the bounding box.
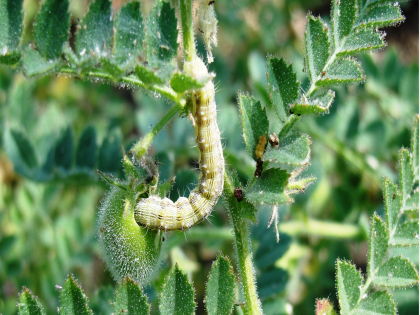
[0,235,16,256]
[367,214,389,277]
[34,0,70,60]
[336,260,362,314]
[257,268,288,299]
[267,56,299,122]
[411,115,419,180]
[114,276,150,315]
[384,178,402,235]
[304,14,330,84]
[290,90,335,115]
[98,128,123,177]
[238,92,269,160]
[146,0,178,63]
[355,5,404,29]
[399,148,414,205]
[135,65,165,84]
[18,287,44,315]
[246,169,290,205]
[262,134,310,170]
[75,0,113,56]
[392,220,419,247]
[55,127,73,171]
[114,1,144,66]
[23,47,60,77]
[332,0,356,48]
[338,29,385,56]
[170,73,206,93]
[374,256,419,288]
[4,128,38,170]
[316,58,364,87]
[255,231,291,269]
[205,255,236,315]
[100,57,124,78]
[76,126,97,169]
[0,0,23,64]
[352,291,396,315]
[159,265,196,315]
[60,275,92,315]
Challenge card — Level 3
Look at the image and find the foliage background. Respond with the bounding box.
[0,0,418,314]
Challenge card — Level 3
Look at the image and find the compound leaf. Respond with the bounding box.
[374,256,419,288]
[75,0,113,56]
[0,0,23,64]
[304,14,330,84]
[246,169,290,205]
[352,291,396,315]
[238,92,269,160]
[114,1,144,66]
[316,58,364,87]
[290,90,335,116]
[392,220,419,247]
[336,260,362,314]
[60,274,92,315]
[267,56,299,122]
[18,287,44,315]
[205,255,236,315]
[262,134,310,169]
[76,126,97,169]
[159,265,195,315]
[34,0,70,60]
[367,214,389,277]
[114,276,150,315]
[146,0,178,63]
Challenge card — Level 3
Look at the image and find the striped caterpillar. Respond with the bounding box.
[134,57,224,231]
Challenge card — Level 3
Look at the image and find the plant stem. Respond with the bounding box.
[130,103,183,159]
[278,114,300,141]
[223,171,261,315]
[179,0,196,62]
[58,68,181,103]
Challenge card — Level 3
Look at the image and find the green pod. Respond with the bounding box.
[98,185,163,286]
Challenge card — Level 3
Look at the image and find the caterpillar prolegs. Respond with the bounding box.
[134,57,224,231]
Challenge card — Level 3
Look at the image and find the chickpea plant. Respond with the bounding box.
[1,0,418,314]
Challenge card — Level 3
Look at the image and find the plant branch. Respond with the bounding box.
[223,170,261,315]
[179,0,196,62]
[130,103,184,159]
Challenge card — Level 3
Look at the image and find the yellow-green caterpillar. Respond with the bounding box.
[134,57,224,231]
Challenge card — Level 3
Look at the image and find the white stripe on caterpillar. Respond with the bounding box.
[134,57,224,231]
[199,0,218,63]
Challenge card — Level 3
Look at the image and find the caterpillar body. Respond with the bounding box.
[135,57,224,231]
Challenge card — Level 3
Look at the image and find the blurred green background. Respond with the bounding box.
[0,0,418,314]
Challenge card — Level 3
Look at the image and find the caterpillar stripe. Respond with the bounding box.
[134,58,224,231]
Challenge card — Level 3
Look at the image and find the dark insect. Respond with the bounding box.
[100,226,105,233]
[254,159,263,178]
[162,237,165,242]
[234,187,243,202]
[320,70,326,77]
[269,133,279,148]
[209,0,215,5]
[393,193,396,199]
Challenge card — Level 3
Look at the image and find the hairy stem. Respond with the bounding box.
[223,171,261,315]
[130,103,183,159]
[59,68,181,103]
[179,0,196,62]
